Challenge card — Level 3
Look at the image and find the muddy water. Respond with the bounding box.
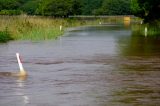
[0,25,160,106]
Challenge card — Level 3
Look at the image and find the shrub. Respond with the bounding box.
[0,10,22,15]
[0,28,13,43]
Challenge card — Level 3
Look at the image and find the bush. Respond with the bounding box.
[0,10,22,15]
[0,28,13,43]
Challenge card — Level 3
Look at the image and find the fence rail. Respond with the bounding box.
[69,15,135,18]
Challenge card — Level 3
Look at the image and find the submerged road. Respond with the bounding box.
[0,25,160,106]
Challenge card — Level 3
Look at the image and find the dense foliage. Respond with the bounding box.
[0,0,159,23]
[131,0,160,23]
[80,0,103,15]
[94,0,131,15]
[0,0,132,16]
[0,27,13,42]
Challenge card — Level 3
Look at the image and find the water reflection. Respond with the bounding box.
[112,31,160,105]
[16,78,30,105]
[119,32,160,56]
[0,76,29,106]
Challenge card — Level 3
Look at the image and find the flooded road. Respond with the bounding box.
[0,25,160,106]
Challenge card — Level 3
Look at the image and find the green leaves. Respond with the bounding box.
[36,0,80,17]
[131,0,160,23]
[0,28,13,43]
[21,0,39,15]
[45,0,72,17]
[98,0,131,15]
[0,0,136,16]
[0,0,22,10]
[81,0,103,15]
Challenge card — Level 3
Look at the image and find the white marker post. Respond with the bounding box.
[16,53,27,76]
[60,25,62,31]
[145,27,148,37]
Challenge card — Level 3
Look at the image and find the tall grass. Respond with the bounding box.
[0,15,137,41]
[131,21,160,37]
[0,15,101,41]
[0,15,66,40]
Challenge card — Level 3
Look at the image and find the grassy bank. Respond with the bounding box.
[131,21,160,37]
[0,15,140,42]
[0,15,101,41]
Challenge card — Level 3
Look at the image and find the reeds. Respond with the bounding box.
[0,15,100,41]
[0,15,140,41]
[0,15,66,40]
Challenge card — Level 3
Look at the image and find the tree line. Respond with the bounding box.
[0,0,131,16]
[0,0,159,22]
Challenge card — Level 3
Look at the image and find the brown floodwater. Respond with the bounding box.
[0,25,160,106]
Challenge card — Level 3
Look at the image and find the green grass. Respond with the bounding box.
[131,21,160,37]
[16,27,63,40]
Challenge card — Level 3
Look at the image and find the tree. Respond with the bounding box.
[21,0,40,15]
[0,0,26,15]
[131,0,160,23]
[81,0,103,15]
[0,0,20,10]
[36,0,73,17]
[96,0,131,15]
[70,0,82,15]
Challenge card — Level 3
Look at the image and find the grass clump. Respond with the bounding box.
[0,27,13,43]
[131,20,160,37]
